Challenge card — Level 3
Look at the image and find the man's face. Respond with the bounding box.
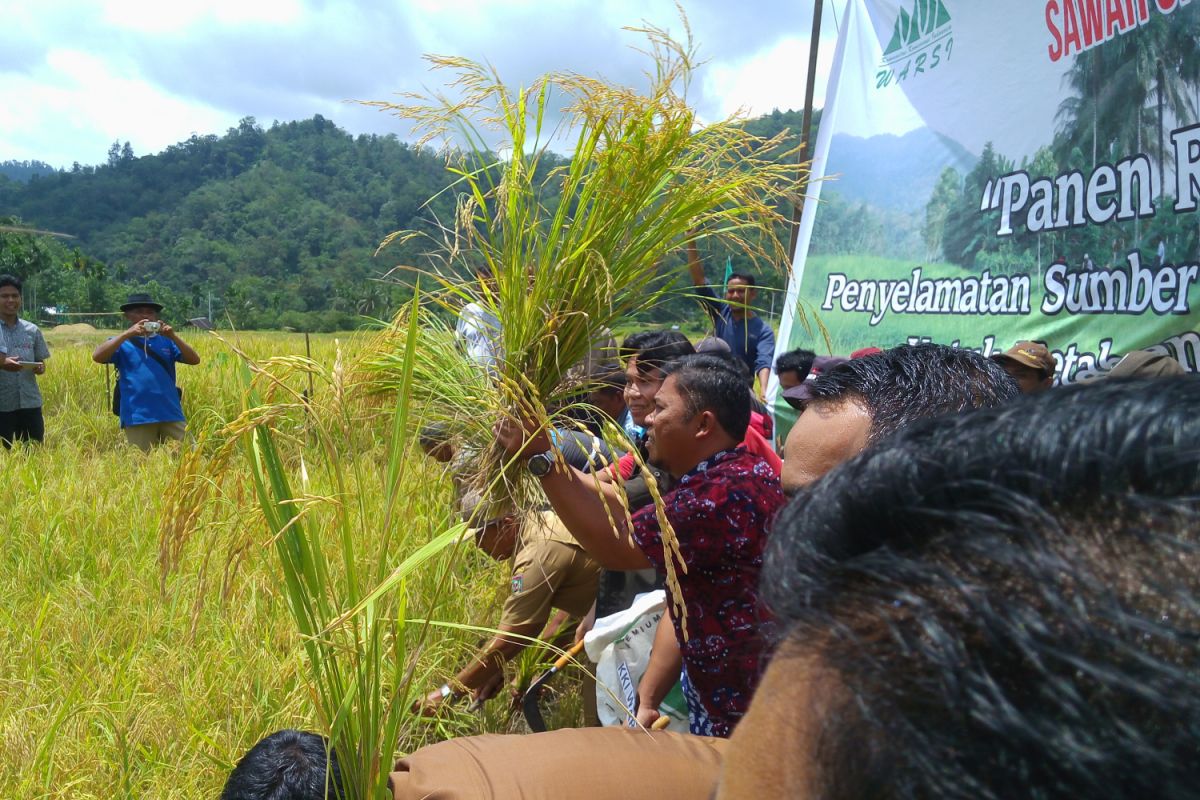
[724,277,757,311]
[589,385,627,422]
[124,305,160,324]
[1000,361,1052,394]
[777,370,803,391]
[0,285,22,318]
[644,374,697,477]
[624,356,666,427]
[781,399,873,494]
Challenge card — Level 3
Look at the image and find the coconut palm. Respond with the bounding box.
[1057,9,1200,199]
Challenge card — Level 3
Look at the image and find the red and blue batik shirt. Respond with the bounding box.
[629,446,786,737]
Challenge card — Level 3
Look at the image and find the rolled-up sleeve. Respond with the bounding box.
[753,319,776,374]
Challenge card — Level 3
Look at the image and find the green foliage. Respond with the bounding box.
[932,8,1200,272]
[2,116,459,327]
[0,159,61,183]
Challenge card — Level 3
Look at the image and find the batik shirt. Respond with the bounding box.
[629,447,786,737]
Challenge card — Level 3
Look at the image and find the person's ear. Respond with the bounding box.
[693,409,717,440]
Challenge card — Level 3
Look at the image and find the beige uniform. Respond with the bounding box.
[500,511,602,628]
[389,727,727,799]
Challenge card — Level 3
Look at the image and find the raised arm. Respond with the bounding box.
[687,241,721,318]
[496,418,652,570]
[159,322,200,365]
[92,321,143,363]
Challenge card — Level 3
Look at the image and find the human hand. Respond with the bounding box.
[471,672,505,704]
[494,415,551,460]
[413,686,453,718]
[1,356,21,373]
[125,320,148,338]
[32,361,45,375]
[634,703,661,730]
[574,602,596,645]
[159,322,176,338]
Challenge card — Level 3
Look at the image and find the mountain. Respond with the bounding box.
[0,110,973,329]
[824,127,977,212]
[0,116,467,329]
[0,160,61,183]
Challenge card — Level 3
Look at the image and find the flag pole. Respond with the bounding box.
[787,0,826,264]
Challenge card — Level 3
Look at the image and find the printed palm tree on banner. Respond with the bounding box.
[1056,8,1199,201]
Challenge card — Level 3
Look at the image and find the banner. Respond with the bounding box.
[774,0,1200,422]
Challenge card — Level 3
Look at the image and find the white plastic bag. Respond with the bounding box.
[584,590,689,730]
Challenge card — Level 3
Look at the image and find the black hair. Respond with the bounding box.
[220,730,344,800]
[417,423,451,450]
[808,344,1018,441]
[0,274,22,292]
[697,346,755,387]
[774,348,816,381]
[764,377,1200,799]
[591,368,626,391]
[620,330,695,377]
[661,353,751,440]
[727,272,757,288]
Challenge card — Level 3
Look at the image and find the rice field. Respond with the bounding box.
[0,326,561,799]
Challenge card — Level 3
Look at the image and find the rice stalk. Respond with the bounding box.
[361,16,806,627]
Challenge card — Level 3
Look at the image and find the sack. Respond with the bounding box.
[584,590,689,730]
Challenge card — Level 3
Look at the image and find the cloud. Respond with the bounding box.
[0,0,829,165]
[704,34,835,120]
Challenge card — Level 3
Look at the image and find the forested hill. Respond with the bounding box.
[0,116,474,330]
[0,110,817,330]
[0,160,61,183]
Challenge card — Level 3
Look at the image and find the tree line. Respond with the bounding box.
[923,5,1199,274]
[0,109,820,331]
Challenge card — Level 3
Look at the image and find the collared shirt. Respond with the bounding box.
[0,318,50,412]
[696,287,776,376]
[629,447,786,737]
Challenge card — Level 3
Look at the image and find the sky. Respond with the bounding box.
[0,0,842,168]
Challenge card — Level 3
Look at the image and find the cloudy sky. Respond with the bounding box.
[0,0,840,168]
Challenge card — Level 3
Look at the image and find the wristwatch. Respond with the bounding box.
[526,447,557,477]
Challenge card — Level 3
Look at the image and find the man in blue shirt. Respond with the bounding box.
[92,292,201,450]
[687,241,775,400]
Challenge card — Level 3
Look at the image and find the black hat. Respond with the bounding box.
[120,293,164,312]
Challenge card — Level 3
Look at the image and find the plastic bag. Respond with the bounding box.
[584,589,689,730]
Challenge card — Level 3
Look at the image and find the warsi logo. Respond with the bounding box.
[877,0,953,89]
[1046,0,1192,62]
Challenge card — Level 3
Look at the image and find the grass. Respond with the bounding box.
[2,20,811,798]
[0,327,575,798]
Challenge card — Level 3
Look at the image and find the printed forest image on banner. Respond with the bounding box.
[778,0,1200,393]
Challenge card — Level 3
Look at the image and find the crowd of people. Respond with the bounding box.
[0,277,201,451]
[221,255,1200,799]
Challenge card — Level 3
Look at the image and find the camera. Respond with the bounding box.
[142,321,162,335]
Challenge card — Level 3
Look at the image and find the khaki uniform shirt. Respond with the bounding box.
[500,511,602,628]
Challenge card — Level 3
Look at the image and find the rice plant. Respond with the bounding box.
[152,20,811,800]
[363,18,805,619]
